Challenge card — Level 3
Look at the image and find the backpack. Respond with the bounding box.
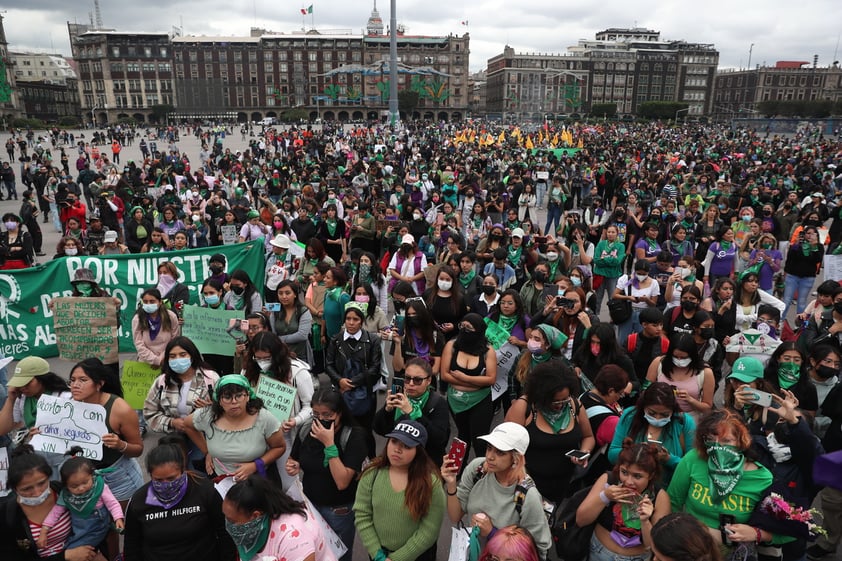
[471,464,536,516]
[626,332,670,356]
[551,485,595,561]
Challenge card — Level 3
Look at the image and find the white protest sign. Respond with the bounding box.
[256,375,296,422]
[491,342,519,401]
[0,448,9,496]
[30,395,107,460]
[725,328,781,355]
[824,255,842,283]
[287,480,348,559]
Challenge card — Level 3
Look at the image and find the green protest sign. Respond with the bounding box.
[0,239,266,360]
[181,305,244,356]
[52,297,119,363]
[121,360,162,410]
[256,375,296,422]
[483,318,511,350]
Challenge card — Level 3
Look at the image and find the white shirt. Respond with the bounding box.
[343,330,362,341]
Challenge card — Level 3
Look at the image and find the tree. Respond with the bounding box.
[636,102,690,120]
[149,104,175,123]
[590,103,617,118]
[279,108,309,122]
[398,90,420,115]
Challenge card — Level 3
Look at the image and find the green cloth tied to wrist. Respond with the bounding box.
[323,444,339,467]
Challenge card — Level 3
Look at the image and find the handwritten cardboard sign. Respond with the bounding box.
[30,394,108,460]
[52,297,119,363]
[256,375,296,422]
[181,305,243,356]
[0,447,9,497]
[121,360,161,410]
[491,342,519,401]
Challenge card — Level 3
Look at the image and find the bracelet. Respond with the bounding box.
[119,441,128,453]
[754,526,763,544]
[254,458,266,476]
[599,490,610,505]
[445,486,457,496]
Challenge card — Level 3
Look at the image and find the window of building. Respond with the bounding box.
[112,47,120,58]
[234,51,242,62]
[248,51,257,62]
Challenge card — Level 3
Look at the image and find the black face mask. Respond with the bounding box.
[533,271,547,283]
[816,365,838,380]
[405,316,420,329]
[699,327,715,340]
[456,328,482,347]
[482,285,497,296]
[231,285,245,295]
[318,419,335,429]
[210,264,224,275]
[490,234,502,241]
[835,302,842,315]
[681,300,699,312]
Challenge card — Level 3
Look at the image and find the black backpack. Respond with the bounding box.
[551,484,595,561]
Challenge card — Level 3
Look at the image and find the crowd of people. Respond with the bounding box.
[1,117,842,561]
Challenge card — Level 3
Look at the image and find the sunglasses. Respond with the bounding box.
[405,375,430,385]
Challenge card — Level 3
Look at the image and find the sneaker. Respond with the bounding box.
[806,544,834,560]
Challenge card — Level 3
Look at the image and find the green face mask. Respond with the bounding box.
[76,282,93,297]
[778,361,801,389]
[225,514,270,561]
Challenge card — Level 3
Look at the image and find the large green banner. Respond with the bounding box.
[0,240,267,360]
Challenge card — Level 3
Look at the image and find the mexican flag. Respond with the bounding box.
[300,4,313,14]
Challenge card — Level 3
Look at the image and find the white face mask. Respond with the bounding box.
[256,358,273,372]
[64,247,78,256]
[546,252,559,262]
[18,486,52,507]
[636,274,649,282]
[438,279,453,291]
[673,357,692,368]
[142,303,159,314]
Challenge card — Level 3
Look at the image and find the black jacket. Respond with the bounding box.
[325,330,382,390]
[1,483,65,561]
[373,390,451,464]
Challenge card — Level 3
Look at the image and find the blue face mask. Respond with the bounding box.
[168,357,192,374]
[644,413,671,428]
[204,294,220,307]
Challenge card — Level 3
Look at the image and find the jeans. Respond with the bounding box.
[65,503,112,549]
[782,274,816,320]
[544,203,563,235]
[588,533,649,561]
[2,179,15,198]
[616,309,642,344]
[450,393,494,462]
[536,182,547,208]
[594,276,619,316]
[101,454,144,501]
[50,202,61,233]
[315,503,355,561]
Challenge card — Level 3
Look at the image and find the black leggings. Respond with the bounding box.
[450,393,493,464]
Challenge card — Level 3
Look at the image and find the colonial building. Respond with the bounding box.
[16,80,82,122]
[484,28,718,117]
[68,23,174,125]
[68,2,469,124]
[10,52,77,85]
[0,14,22,123]
[713,60,842,118]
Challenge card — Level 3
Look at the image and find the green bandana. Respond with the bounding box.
[395,388,431,422]
[508,245,523,267]
[777,362,800,389]
[541,401,572,433]
[498,314,517,333]
[706,443,745,502]
[59,473,105,518]
[226,514,271,561]
[326,219,338,237]
[23,396,39,428]
[76,282,93,297]
[719,240,732,250]
[459,268,477,289]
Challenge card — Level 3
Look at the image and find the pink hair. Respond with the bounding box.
[479,525,540,561]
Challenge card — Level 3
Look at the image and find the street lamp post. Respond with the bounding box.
[388,0,399,128]
[675,107,690,122]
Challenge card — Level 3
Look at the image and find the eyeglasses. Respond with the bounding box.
[311,411,337,422]
[405,375,430,385]
[220,392,249,403]
[551,398,572,408]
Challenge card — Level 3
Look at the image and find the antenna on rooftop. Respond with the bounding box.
[94,0,104,29]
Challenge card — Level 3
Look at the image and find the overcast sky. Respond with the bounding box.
[4,0,841,73]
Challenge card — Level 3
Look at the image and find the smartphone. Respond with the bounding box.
[391,314,405,334]
[743,388,774,408]
[719,514,736,545]
[565,449,591,461]
[541,285,558,302]
[556,297,577,309]
[265,302,281,312]
[391,377,405,395]
[448,438,468,472]
[226,321,246,344]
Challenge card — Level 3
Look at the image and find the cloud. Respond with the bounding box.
[2,0,839,73]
